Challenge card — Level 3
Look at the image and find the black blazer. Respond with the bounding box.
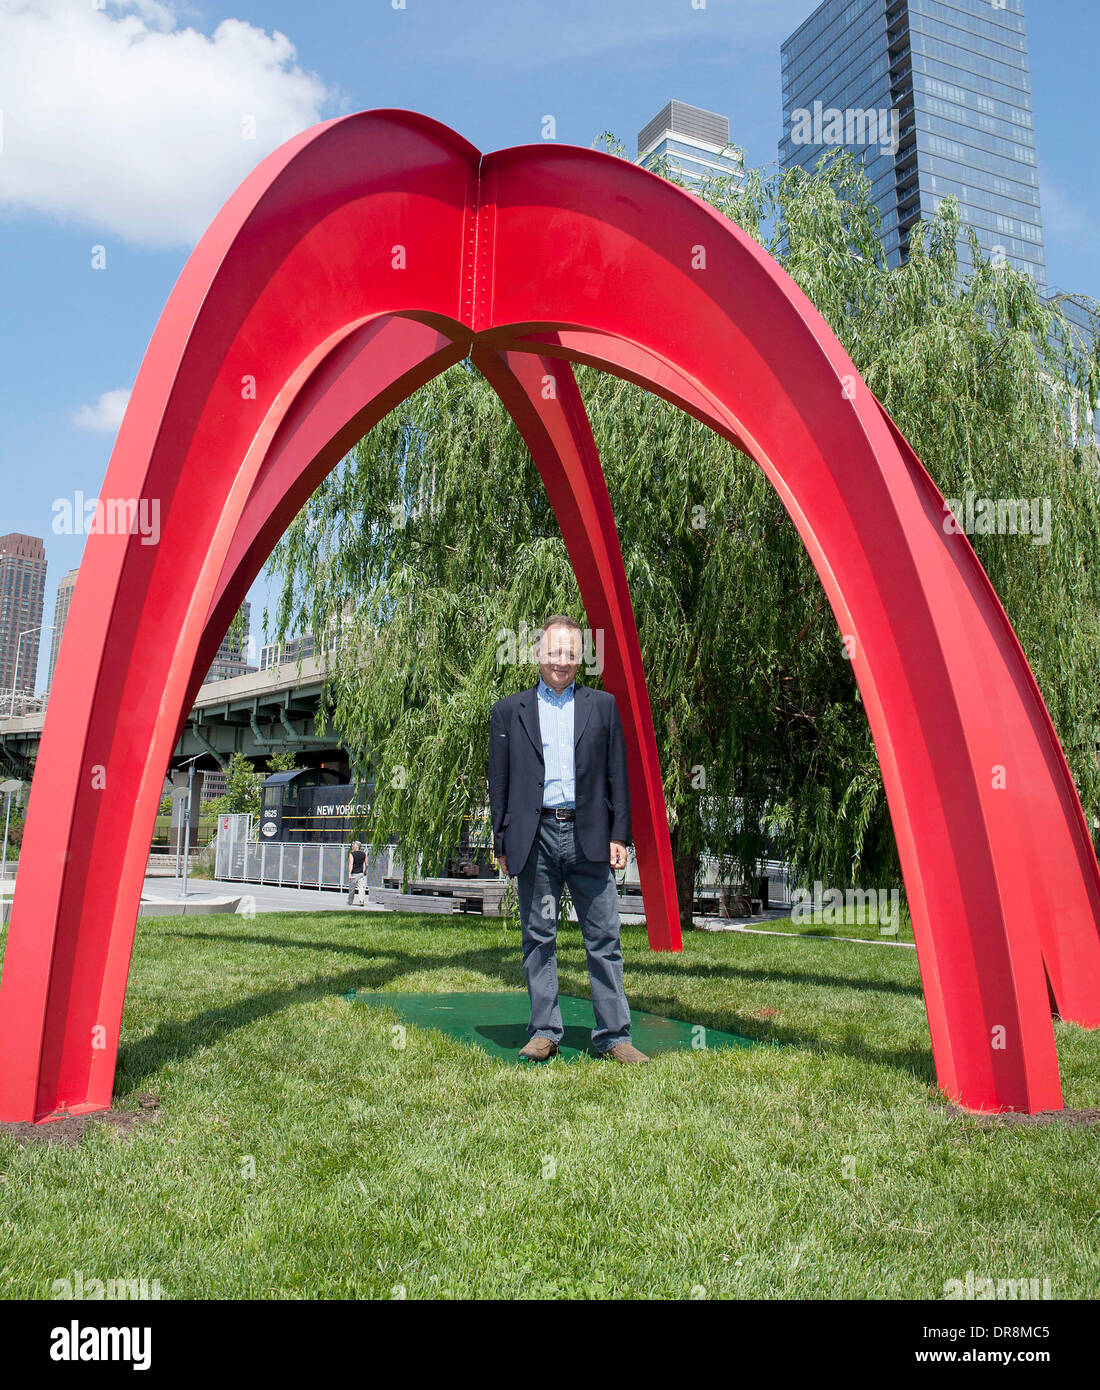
[488,680,632,877]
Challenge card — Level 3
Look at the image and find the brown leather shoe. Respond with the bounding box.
[518,1036,559,1061]
[602,1041,650,1064]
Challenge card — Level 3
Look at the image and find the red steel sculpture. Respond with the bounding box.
[1,110,1099,1123]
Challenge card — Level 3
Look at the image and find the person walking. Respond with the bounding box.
[488,615,649,1064]
[347,841,367,906]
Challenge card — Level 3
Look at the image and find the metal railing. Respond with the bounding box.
[211,812,792,905]
[216,838,398,892]
[214,815,399,891]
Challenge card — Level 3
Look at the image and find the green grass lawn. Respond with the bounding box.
[1,909,1097,1299]
[716,906,916,944]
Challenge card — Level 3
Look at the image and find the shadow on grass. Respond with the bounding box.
[120,919,936,1090]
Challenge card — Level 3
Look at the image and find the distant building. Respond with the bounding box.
[1042,287,1099,446]
[0,533,47,713]
[259,626,341,671]
[1043,288,1097,353]
[200,769,228,806]
[203,601,257,684]
[637,100,745,191]
[260,631,319,671]
[46,567,79,694]
[780,0,1047,285]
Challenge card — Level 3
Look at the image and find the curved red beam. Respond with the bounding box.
[0,109,1097,1121]
[0,111,482,1122]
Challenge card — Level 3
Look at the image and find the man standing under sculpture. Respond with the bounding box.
[488,615,649,1064]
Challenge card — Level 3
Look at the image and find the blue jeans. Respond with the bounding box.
[515,814,632,1052]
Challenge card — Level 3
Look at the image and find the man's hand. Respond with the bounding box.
[610,840,628,870]
[498,855,509,877]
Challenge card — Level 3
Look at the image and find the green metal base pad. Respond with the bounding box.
[348,990,761,1063]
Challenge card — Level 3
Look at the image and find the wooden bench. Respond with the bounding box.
[697,892,764,917]
[374,876,515,916]
[370,881,657,920]
[368,887,457,914]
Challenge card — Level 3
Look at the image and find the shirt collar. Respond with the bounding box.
[538,675,576,703]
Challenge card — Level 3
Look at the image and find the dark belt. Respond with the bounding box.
[541,806,576,820]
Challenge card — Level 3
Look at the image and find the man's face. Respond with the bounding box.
[539,624,581,692]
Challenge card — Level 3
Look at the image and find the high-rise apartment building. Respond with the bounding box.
[46,567,79,694]
[638,100,745,191]
[203,601,257,684]
[780,0,1046,285]
[0,534,47,713]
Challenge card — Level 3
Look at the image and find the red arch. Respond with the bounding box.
[1,109,1098,1120]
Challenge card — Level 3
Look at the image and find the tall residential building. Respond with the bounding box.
[203,601,257,684]
[0,533,47,712]
[637,100,745,191]
[46,567,79,694]
[780,0,1047,286]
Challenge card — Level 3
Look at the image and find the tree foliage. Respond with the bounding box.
[206,750,298,818]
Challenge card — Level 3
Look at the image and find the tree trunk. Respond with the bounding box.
[670,817,699,936]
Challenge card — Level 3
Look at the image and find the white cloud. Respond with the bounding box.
[73,387,131,433]
[0,0,332,248]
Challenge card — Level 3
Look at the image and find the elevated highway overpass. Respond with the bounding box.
[0,654,347,791]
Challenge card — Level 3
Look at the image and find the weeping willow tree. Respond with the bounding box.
[264,143,1100,928]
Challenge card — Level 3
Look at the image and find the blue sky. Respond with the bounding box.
[1,0,1096,687]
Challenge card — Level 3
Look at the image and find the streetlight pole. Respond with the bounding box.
[173,756,201,900]
[0,778,22,890]
[7,624,54,718]
[181,758,196,900]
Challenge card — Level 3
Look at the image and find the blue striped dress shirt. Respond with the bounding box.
[537,676,576,808]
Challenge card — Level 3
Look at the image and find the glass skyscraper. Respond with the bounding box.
[780,0,1047,286]
[638,100,745,192]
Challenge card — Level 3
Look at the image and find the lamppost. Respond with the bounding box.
[173,756,202,900]
[0,778,23,889]
[7,624,54,718]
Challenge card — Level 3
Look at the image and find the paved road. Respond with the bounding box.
[141,877,386,915]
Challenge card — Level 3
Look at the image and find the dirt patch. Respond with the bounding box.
[0,1094,160,1147]
[945,1103,1100,1128]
